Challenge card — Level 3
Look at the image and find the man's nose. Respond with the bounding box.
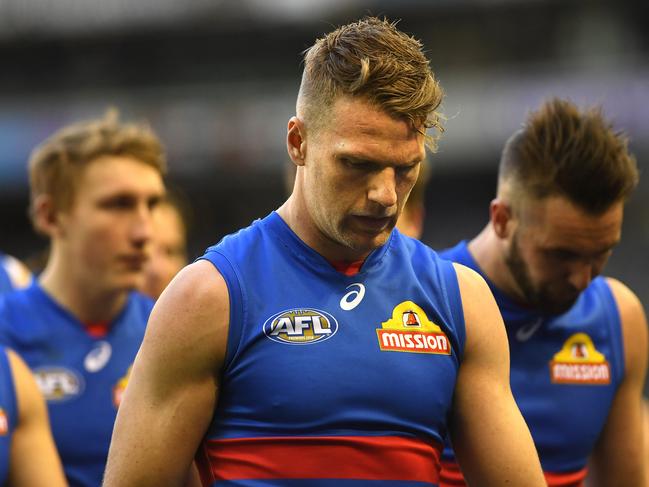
[367,167,397,208]
[568,262,594,293]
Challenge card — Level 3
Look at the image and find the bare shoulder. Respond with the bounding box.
[5,348,43,418]
[604,277,647,342]
[452,262,506,353]
[142,259,230,375]
[155,259,229,322]
[452,262,489,295]
[6,349,37,391]
[604,277,647,376]
[452,262,499,320]
[605,277,645,326]
[6,348,27,377]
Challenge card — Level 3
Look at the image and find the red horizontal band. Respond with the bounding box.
[440,460,587,487]
[544,467,587,487]
[198,435,441,483]
[439,461,466,487]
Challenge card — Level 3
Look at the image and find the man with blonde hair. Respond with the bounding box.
[105,18,544,486]
[0,111,166,486]
[439,98,647,486]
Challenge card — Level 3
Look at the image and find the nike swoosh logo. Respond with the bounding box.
[515,318,543,342]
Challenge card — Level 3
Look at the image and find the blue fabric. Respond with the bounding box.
[197,211,466,483]
[0,346,17,484]
[0,254,14,295]
[0,284,154,487]
[441,241,624,473]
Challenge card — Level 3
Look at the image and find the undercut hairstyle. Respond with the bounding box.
[298,17,444,150]
[28,109,167,223]
[499,98,638,214]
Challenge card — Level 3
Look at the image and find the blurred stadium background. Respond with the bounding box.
[0,0,647,316]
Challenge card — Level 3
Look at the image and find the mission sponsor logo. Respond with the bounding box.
[263,308,338,345]
[377,301,451,355]
[549,333,611,385]
[34,367,85,402]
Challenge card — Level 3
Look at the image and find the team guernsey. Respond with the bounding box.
[0,253,31,295]
[0,254,12,295]
[0,284,154,487]
[0,346,17,484]
[439,241,624,487]
[196,211,467,486]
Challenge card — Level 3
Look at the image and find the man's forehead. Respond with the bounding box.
[326,103,424,161]
[329,96,421,135]
[522,196,623,247]
[77,156,164,195]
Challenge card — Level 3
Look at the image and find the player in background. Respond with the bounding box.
[105,17,544,487]
[439,98,647,487]
[141,189,190,300]
[0,110,169,487]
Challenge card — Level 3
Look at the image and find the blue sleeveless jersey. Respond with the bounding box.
[0,284,154,487]
[196,212,467,486]
[439,241,624,487]
[0,254,12,295]
[0,346,17,484]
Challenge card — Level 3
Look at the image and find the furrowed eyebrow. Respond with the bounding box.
[547,242,619,258]
[337,152,422,167]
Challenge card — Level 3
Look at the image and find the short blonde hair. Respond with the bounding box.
[29,109,166,221]
[298,17,444,150]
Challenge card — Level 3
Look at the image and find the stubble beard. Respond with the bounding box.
[324,215,392,258]
[504,234,577,315]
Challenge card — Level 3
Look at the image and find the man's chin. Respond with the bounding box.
[113,273,146,293]
[537,296,579,315]
[350,229,392,253]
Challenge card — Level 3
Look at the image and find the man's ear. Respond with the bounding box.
[31,194,62,238]
[286,116,307,167]
[489,198,514,239]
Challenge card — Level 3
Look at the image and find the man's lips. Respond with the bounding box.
[118,254,149,268]
[351,215,394,232]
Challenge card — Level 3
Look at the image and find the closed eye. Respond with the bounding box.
[99,195,137,210]
[340,157,379,172]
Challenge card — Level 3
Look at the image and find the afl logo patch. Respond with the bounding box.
[263,308,338,345]
[33,367,85,402]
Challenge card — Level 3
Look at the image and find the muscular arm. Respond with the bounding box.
[449,263,545,487]
[104,260,229,486]
[7,349,67,487]
[587,278,648,487]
